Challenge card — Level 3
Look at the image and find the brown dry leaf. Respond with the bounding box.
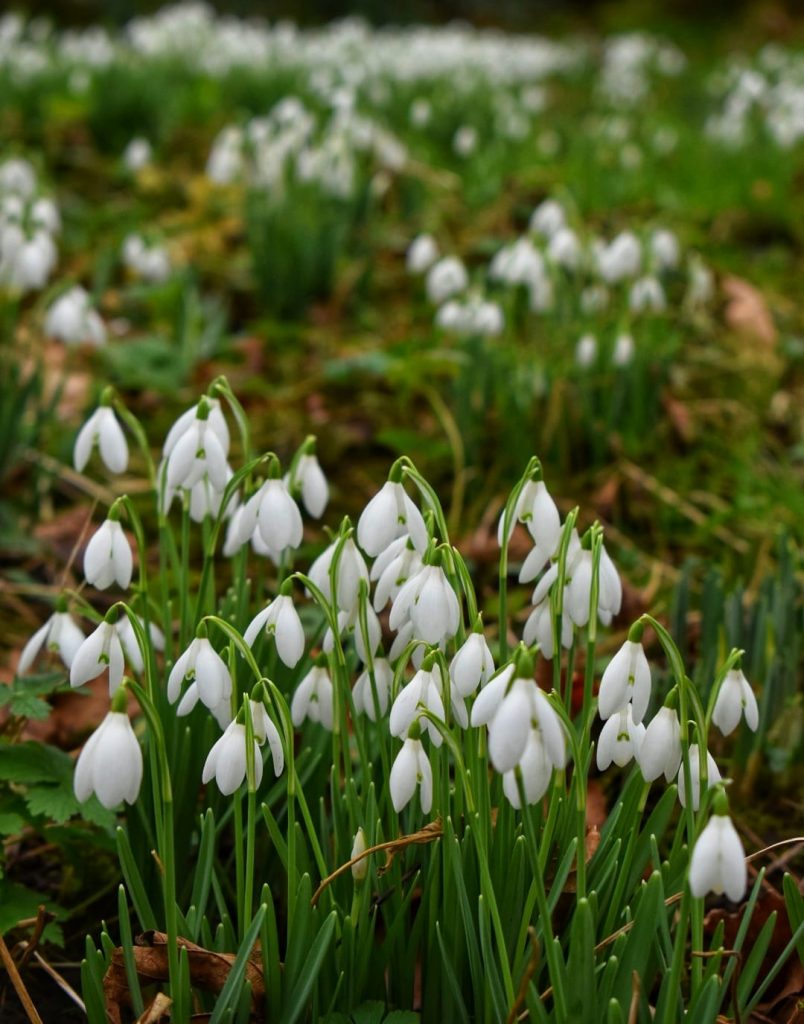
[103,931,264,1024]
[136,993,173,1023]
[662,394,695,443]
[722,275,778,347]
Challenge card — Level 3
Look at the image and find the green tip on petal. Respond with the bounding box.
[55,594,69,613]
[100,386,116,407]
[472,614,484,634]
[407,718,422,742]
[664,686,679,710]
[512,643,535,680]
[280,577,294,597]
[388,458,406,484]
[110,684,129,714]
[250,681,266,703]
[196,396,211,421]
[712,786,730,817]
[195,620,209,639]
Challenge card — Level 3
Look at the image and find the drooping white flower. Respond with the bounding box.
[565,540,621,629]
[308,537,369,613]
[167,637,232,711]
[123,137,153,173]
[18,611,86,675]
[407,233,439,274]
[74,711,142,808]
[597,231,641,283]
[244,594,305,668]
[45,286,106,347]
[449,630,495,698]
[114,615,165,675]
[74,406,128,475]
[529,199,566,240]
[390,663,446,746]
[637,706,681,782]
[371,536,422,612]
[650,228,680,271]
[453,124,478,157]
[235,478,302,555]
[122,234,171,283]
[612,333,635,367]
[202,721,263,796]
[357,479,428,557]
[522,597,572,661]
[677,745,722,811]
[390,736,433,813]
[547,227,581,270]
[165,405,230,493]
[291,666,334,730]
[473,668,565,776]
[324,601,382,664]
[389,562,461,646]
[629,275,666,314]
[575,333,598,368]
[163,399,230,461]
[84,518,133,590]
[425,256,468,305]
[353,658,394,720]
[286,451,329,518]
[689,811,746,902]
[598,638,651,723]
[249,700,284,777]
[596,704,646,770]
[502,729,554,808]
[70,620,125,694]
[712,668,759,736]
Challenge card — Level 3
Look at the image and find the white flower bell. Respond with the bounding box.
[712,666,759,736]
[291,665,334,730]
[74,706,142,809]
[45,286,106,347]
[638,705,682,782]
[425,256,468,305]
[390,733,433,814]
[84,514,133,590]
[244,590,305,668]
[18,608,86,675]
[357,475,428,557]
[167,635,232,711]
[449,627,495,698]
[407,233,439,274]
[202,720,263,795]
[70,617,126,694]
[689,798,747,902]
[389,555,461,647]
[353,658,394,720]
[596,704,646,770]
[74,405,128,475]
[390,659,446,746]
[598,628,651,724]
[677,744,722,811]
[286,444,329,519]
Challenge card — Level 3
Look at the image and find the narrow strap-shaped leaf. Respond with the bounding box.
[280,911,337,1024]
[436,920,471,1024]
[117,885,144,1018]
[209,904,266,1024]
[116,827,157,930]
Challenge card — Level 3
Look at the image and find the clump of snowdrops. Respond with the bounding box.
[19,376,802,1022]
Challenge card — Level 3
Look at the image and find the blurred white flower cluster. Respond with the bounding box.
[0,156,59,293]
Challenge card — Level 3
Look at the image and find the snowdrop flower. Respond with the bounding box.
[638,705,681,782]
[565,536,622,629]
[453,124,478,157]
[235,476,302,555]
[529,199,566,240]
[426,256,468,305]
[390,557,461,647]
[308,537,368,613]
[122,234,171,283]
[353,658,394,720]
[291,665,334,730]
[612,332,635,367]
[45,286,106,347]
[167,636,232,711]
[407,233,439,274]
[74,708,142,809]
[472,657,565,775]
[547,227,581,270]
[502,729,554,808]
[202,720,263,795]
[123,137,153,172]
[390,660,447,746]
[712,667,759,736]
[70,618,125,694]
[598,231,641,283]
[286,444,328,518]
[580,284,610,314]
[0,228,57,292]
[449,628,495,698]
[188,470,235,523]
[685,255,714,310]
[84,515,133,590]
[357,476,428,557]
[163,398,230,460]
[650,228,680,271]
[165,400,230,493]
[323,597,382,664]
[371,536,423,612]
[248,698,284,777]
[677,744,722,811]
[500,474,561,581]
[575,334,598,368]
[629,275,666,314]
[689,800,746,902]
[0,157,36,198]
[409,98,432,127]
[18,609,85,674]
[390,734,432,814]
[596,705,646,770]
[244,591,305,668]
[598,629,651,723]
[74,405,128,475]
[522,597,572,660]
[114,615,164,675]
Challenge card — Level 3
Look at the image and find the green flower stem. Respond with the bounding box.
[112,395,156,488]
[243,697,257,940]
[520,784,567,1019]
[211,376,252,463]
[126,679,184,1021]
[548,691,588,900]
[552,508,580,696]
[179,494,191,648]
[497,457,541,662]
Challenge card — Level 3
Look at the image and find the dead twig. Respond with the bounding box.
[0,932,44,1024]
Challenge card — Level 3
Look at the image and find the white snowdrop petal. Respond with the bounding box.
[488,684,531,773]
[390,740,419,812]
[70,627,108,688]
[74,414,98,472]
[357,482,399,556]
[18,621,50,675]
[418,746,433,813]
[98,413,129,474]
[719,818,748,901]
[275,599,305,668]
[244,605,273,648]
